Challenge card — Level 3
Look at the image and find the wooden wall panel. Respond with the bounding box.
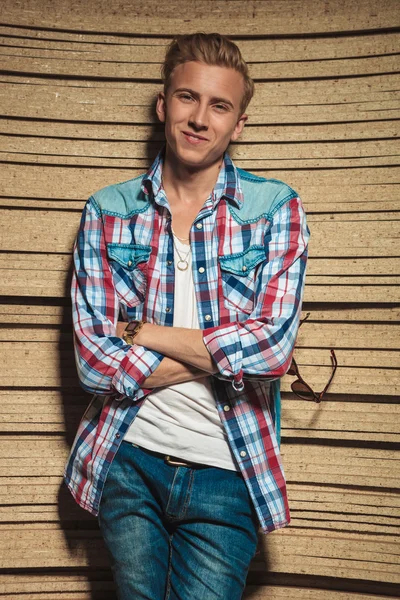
[0,0,396,34]
[0,1,399,598]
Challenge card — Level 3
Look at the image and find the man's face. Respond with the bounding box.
[156,61,248,170]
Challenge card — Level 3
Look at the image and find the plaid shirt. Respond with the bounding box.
[64,147,309,534]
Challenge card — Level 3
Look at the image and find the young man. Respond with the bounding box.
[64,33,309,600]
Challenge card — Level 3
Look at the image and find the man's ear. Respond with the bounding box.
[156,91,167,123]
[230,114,248,142]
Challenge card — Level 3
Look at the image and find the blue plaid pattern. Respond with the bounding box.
[64,146,309,534]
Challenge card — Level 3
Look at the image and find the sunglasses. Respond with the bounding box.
[288,313,337,403]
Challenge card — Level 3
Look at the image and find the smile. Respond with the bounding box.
[182,131,208,144]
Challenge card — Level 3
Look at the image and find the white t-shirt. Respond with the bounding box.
[124,233,239,471]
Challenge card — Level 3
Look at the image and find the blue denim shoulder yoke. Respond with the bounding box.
[89,168,298,222]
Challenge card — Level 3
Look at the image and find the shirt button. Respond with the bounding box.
[198,267,205,274]
[166,307,171,313]
[242,265,248,272]
[116,433,121,439]
[204,314,211,321]
[240,450,247,457]
[167,260,173,266]
[223,405,231,412]
[127,260,133,267]
[196,223,203,229]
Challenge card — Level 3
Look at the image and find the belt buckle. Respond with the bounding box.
[165,455,190,467]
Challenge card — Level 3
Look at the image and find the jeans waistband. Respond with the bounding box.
[127,442,211,469]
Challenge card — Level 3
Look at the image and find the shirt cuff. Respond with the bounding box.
[203,324,244,391]
[112,345,163,398]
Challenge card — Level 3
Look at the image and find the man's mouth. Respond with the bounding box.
[182,131,208,144]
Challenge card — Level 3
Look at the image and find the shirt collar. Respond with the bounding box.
[141,145,243,210]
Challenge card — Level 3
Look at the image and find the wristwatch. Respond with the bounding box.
[122,320,145,345]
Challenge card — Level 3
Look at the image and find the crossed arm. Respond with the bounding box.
[116,322,218,388]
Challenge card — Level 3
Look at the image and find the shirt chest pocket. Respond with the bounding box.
[107,243,151,307]
[218,245,266,314]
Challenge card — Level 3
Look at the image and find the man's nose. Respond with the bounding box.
[189,102,209,130]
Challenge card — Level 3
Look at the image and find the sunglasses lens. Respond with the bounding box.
[292,381,315,401]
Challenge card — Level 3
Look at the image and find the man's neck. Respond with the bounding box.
[161,146,224,207]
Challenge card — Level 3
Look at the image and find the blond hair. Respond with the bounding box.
[161,33,254,115]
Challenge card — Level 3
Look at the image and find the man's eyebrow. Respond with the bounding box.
[173,87,235,109]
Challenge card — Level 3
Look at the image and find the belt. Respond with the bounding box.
[130,443,210,469]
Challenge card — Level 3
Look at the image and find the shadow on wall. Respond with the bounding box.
[56,98,166,599]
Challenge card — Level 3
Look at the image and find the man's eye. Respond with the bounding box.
[180,94,193,100]
[215,104,228,111]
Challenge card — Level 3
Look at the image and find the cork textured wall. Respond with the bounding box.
[0,1,399,598]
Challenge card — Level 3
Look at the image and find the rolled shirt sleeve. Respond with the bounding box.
[203,196,309,391]
[71,197,163,398]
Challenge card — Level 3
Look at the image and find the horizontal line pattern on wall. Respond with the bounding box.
[0,1,399,598]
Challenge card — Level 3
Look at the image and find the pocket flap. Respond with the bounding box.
[219,245,265,276]
[107,243,151,270]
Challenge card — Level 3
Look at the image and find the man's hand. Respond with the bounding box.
[116,321,127,338]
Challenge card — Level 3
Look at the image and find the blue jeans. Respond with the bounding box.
[98,441,260,600]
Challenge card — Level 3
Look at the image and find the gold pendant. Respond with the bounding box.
[177,260,189,271]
